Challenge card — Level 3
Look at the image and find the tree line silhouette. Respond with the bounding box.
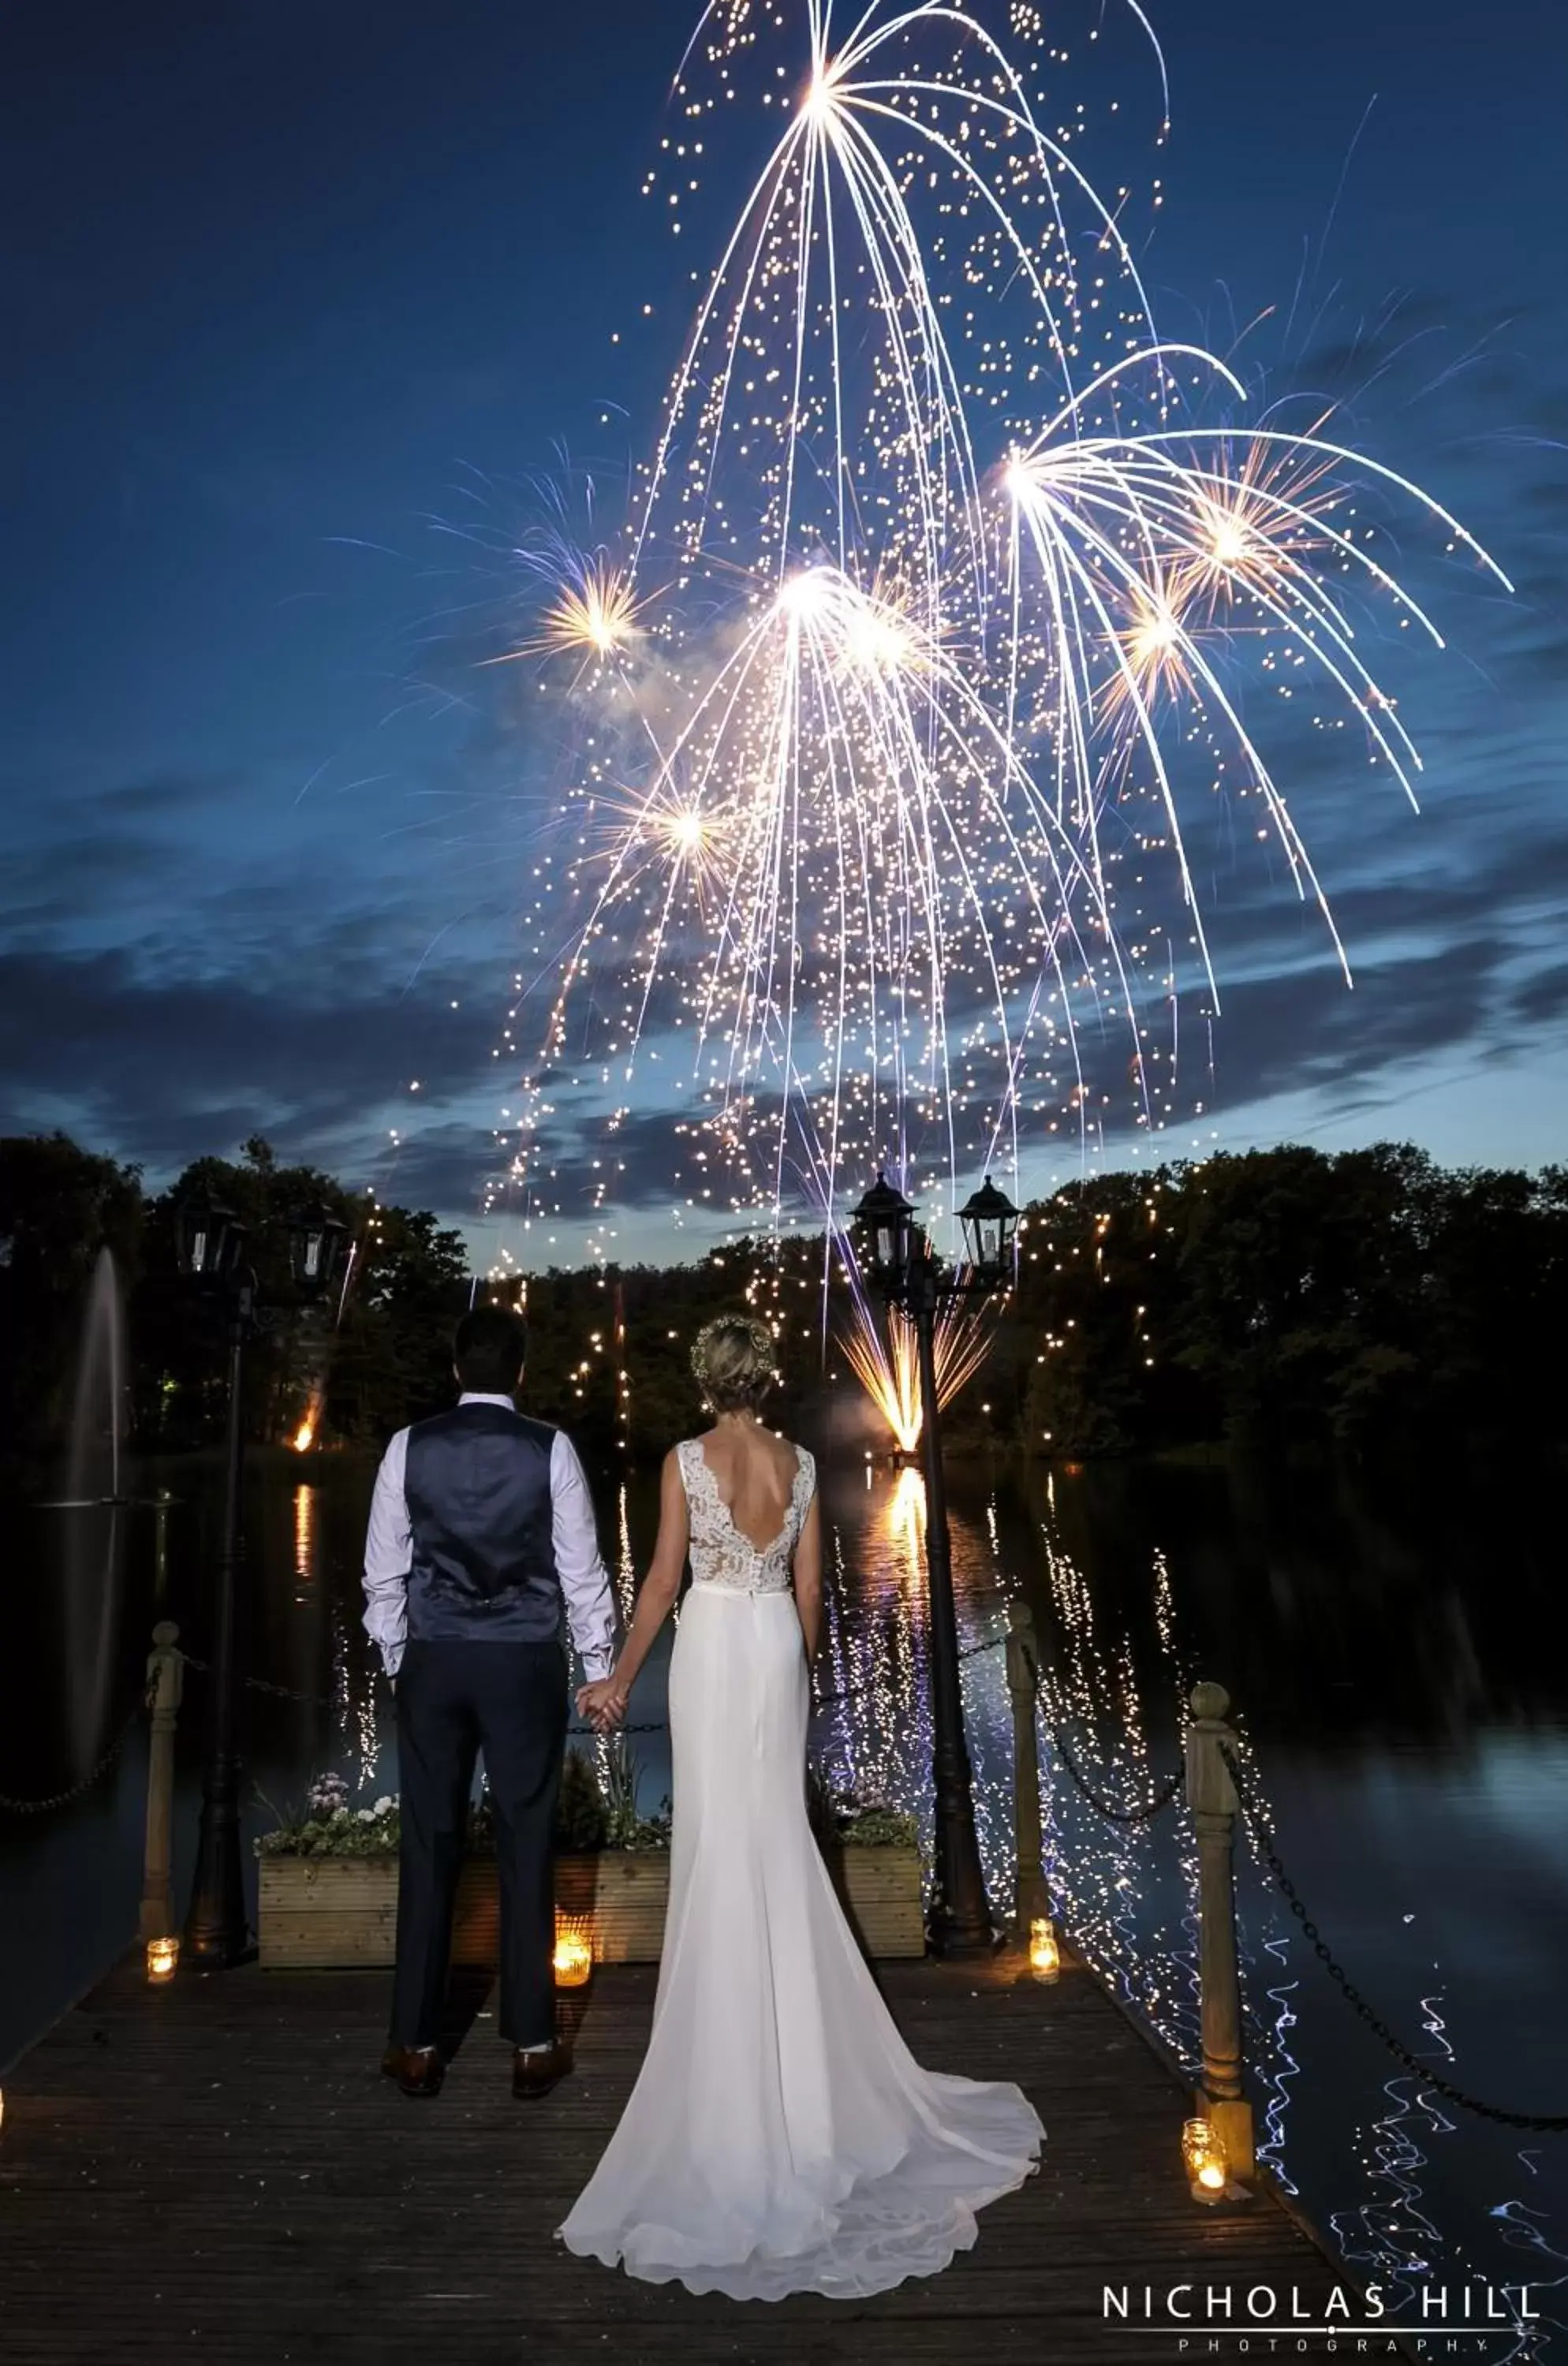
[2,1131,1564,1483]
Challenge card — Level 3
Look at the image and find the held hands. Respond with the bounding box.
[577,1677,629,1734]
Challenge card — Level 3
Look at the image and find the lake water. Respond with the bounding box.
[2,1444,1564,2358]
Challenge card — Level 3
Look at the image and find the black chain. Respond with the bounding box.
[572,1630,1004,1735]
[566,1720,666,1737]
[243,1670,340,1707]
[812,1629,1005,1715]
[176,1650,344,1712]
[1219,1743,1568,2133]
[0,1685,151,1816]
[181,1649,670,1733]
[174,1631,1008,1738]
[1038,1701,1184,1823]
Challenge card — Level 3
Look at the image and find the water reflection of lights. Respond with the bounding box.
[254,1457,1563,2357]
[292,1483,316,1601]
[813,1471,1015,1909]
[1024,1502,1557,2356]
[1321,2012,1562,2359]
[330,1595,379,1791]
[885,1465,925,1566]
[1034,1495,1205,2088]
[615,1482,637,1625]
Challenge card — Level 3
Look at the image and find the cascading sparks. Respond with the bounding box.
[841,1294,995,1454]
[495,0,1507,1254]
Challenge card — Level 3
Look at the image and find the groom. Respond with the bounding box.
[362,1303,618,2099]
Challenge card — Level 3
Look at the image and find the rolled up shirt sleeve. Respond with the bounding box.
[550,1431,618,1681]
[362,1427,412,1677]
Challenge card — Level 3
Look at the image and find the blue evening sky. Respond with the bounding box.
[2,0,1564,1263]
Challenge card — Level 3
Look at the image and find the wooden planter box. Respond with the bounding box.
[258,1843,924,1968]
[828,1844,925,1959]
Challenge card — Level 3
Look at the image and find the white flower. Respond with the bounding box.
[372,1797,395,1816]
[357,1808,376,1823]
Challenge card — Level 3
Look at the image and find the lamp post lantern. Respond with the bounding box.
[851,1169,1018,1956]
[176,1193,345,1965]
[958,1175,1018,1279]
[289,1204,348,1293]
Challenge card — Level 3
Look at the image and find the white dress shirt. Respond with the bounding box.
[361,1393,618,1680]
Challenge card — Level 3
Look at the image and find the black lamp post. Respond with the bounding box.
[175,1192,345,1965]
[851,1168,1019,1957]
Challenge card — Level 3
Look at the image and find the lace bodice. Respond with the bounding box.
[677,1436,816,1595]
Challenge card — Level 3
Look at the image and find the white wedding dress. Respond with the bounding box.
[558,1436,1043,2302]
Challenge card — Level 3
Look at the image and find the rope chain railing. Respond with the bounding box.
[812,1627,1005,1718]
[1008,1636,1568,2182]
[170,1648,338,1714]
[1036,1700,1185,1825]
[170,1648,674,1740]
[163,1626,1011,1741]
[566,1720,667,1738]
[1219,1738,1568,2135]
[0,1681,155,1816]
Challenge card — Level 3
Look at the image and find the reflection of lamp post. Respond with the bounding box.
[175,1195,345,1965]
[851,1170,1018,1957]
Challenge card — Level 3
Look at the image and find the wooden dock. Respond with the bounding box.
[0,1949,1346,2364]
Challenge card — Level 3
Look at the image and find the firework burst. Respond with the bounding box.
[841,1293,994,1455]
[497,0,1506,1254]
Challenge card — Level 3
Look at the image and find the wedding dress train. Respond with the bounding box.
[558,1436,1043,2302]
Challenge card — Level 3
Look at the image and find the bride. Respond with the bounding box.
[562,1313,1043,2302]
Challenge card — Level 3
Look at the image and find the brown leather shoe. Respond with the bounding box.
[382,2043,444,2097]
[512,2040,570,2100]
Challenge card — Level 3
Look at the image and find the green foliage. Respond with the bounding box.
[134,1137,359,1450]
[0,1132,145,1479]
[7,1127,1566,1479]
[256,1757,914,1857]
[256,1801,404,1857]
[323,1199,470,1442]
[1008,1142,1568,1463]
[554,1748,610,1852]
[592,1737,673,1850]
[1,1129,472,1472]
[805,1758,921,1848]
[256,1755,672,1857]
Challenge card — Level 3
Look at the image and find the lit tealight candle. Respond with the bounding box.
[1029,1915,1060,1983]
[552,1913,593,1990]
[1182,2115,1228,2200]
[146,1935,180,1984]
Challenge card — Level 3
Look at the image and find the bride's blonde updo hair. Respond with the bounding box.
[691,1313,779,1413]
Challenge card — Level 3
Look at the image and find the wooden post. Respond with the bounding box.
[1005,1600,1052,1932]
[1185,1679,1254,2183]
[140,1621,184,1944]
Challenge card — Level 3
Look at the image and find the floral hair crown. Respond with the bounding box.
[690,1314,778,1392]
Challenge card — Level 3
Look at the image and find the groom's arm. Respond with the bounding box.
[550,1432,617,1681]
[362,1427,413,1679]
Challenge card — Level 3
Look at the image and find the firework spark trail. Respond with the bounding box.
[495,0,1506,1253]
[840,1289,995,1454]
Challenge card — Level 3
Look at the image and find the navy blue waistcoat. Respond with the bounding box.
[404,1401,563,1645]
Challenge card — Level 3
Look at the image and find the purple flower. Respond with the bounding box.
[307,1771,350,1816]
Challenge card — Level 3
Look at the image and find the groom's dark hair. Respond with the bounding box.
[453,1304,528,1394]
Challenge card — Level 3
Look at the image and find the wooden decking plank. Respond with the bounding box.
[0,1951,1343,2365]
